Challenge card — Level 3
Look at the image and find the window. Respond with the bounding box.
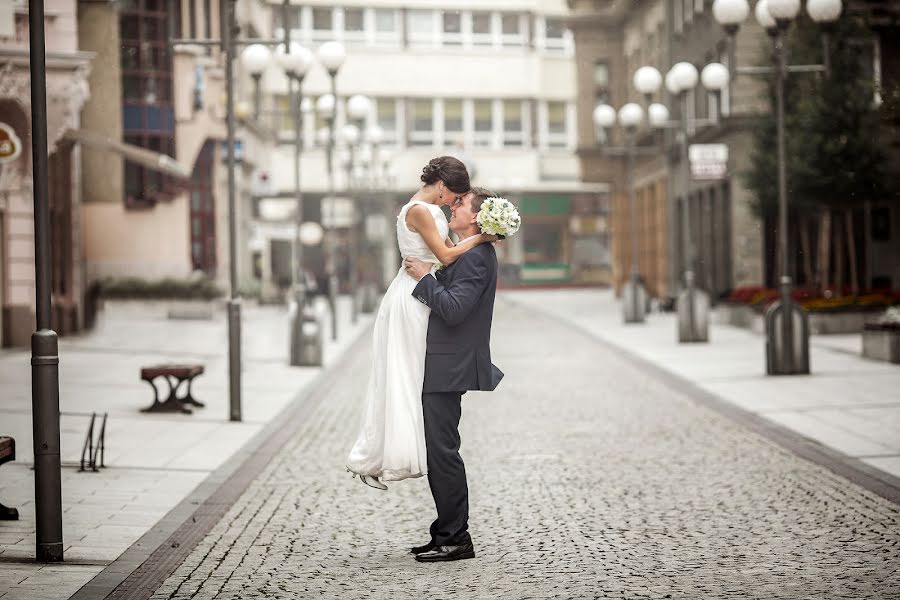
[500,13,525,46]
[684,0,694,23]
[472,12,492,46]
[120,0,176,207]
[312,7,332,41]
[376,98,398,144]
[503,100,524,147]
[546,101,567,148]
[343,7,364,45]
[544,18,567,51]
[410,99,433,146]
[442,11,462,46]
[593,62,609,88]
[444,99,463,145]
[408,10,435,47]
[473,99,493,147]
[374,8,400,46]
[674,0,683,33]
[695,0,705,12]
[274,95,294,138]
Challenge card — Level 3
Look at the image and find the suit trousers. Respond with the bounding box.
[422,390,471,546]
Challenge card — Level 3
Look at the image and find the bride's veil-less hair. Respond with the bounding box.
[420,156,471,194]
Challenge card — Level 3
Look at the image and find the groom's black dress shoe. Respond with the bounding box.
[410,540,436,555]
[414,541,475,562]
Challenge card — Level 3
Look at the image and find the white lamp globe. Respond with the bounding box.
[341,124,360,145]
[633,66,663,96]
[316,127,331,146]
[240,44,271,76]
[316,94,335,118]
[648,103,670,128]
[617,103,644,129]
[672,62,699,92]
[807,0,842,22]
[767,0,801,21]
[275,42,313,78]
[755,0,777,29]
[317,41,346,73]
[367,125,385,144]
[592,104,617,129]
[701,63,730,91]
[347,94,373,121]
[665,67,681,95]
[712,0,750,26]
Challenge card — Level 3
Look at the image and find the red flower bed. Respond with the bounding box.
[724,286,899,313]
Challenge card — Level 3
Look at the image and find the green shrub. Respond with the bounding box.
[96,276,223,300]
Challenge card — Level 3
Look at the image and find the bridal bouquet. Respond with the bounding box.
[476,197,521,239]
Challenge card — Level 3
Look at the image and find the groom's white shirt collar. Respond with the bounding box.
[456,233,480,245]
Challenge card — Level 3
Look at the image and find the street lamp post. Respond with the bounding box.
[593,102,650,324]
[361,124,385,313]
[340,121,361,324]
[27,0,64,562]
[712,0,842,374]
[345,94,374,323]
[316,40,346,341]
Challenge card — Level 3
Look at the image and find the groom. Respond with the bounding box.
[403,187,504,563]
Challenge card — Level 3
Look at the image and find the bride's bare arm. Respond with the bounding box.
[405,205,494,266]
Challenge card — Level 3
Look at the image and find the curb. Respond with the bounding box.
[504,297,900,507]
[69,326,374,600]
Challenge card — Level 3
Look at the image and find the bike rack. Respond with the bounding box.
[79,412,107,472]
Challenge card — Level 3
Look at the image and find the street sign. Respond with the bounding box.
[689,143,728,181]
[0,123,23,165]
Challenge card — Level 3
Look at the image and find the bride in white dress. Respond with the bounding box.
[346,157,495,490]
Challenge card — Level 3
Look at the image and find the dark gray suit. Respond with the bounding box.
[412,243,503,546]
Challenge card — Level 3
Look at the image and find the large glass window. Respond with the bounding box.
[444,99,463,145]
[119,0,176,208]
[376,98,398,144]
[408,10,435,47]
[473,99,493,147]
[410,99,433,146]
[442,11,462,46]
[500,13,525,46]
[503,100,524,147]
[343,7,365,46]
[312,7,333,41]
[472,12,492,46]
[547,101,567,148]
[544,18,567,51]
[374,8,400,46]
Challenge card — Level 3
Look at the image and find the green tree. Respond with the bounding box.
[742,16,895,291]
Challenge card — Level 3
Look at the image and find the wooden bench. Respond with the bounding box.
[0,437,18,520]
[140,364,205,414]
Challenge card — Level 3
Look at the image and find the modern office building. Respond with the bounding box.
[251,0,611,290]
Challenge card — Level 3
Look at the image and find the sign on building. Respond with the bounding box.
[0,123,23,165]
[689,143,728,181]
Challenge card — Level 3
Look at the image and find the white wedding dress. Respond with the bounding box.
[345,199,449,481]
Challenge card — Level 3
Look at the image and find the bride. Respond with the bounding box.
[346,156,495,490]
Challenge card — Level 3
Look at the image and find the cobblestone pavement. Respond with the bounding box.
[147,299,900,600]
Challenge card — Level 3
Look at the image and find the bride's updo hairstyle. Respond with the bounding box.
[420,156,470,195]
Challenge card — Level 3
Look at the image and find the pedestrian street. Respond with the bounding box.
[139,299,900,600]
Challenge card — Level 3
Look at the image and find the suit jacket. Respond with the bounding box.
[412,243,504,394]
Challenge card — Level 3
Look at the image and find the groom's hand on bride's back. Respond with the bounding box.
[403,257,431,281]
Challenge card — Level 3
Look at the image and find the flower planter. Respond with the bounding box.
[101,298,220,321]
[862,324,900,364]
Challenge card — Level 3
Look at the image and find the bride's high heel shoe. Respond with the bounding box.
[360,475,388,491]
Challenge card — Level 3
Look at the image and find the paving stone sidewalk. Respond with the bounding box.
[144,298,899,600]
[0,297,372,600]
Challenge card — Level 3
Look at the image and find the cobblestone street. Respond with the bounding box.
[145,298,900,599]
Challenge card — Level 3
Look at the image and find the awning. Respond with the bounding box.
[62,128,191,180]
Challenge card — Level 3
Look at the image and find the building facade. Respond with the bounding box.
[78,0,272,294]
[250,0,610,291]
[0,0,92,347]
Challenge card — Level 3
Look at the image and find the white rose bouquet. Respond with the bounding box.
[476,197,521,239]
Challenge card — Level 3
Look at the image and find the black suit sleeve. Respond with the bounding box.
[412,249,491,327]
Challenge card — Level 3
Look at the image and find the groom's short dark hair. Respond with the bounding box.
[468,187,496,214]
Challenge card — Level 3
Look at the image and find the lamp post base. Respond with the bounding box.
[765,294,811,376]
[677,285,710,343]
[289,286,323,367]
[622,277,647,324]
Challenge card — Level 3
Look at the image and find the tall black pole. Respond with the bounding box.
[775,27,795,372]
[680,90,697,339]
[626,128,639,322]
[27,0,64,562]
[326,74,339,341]
[223,0,242,421]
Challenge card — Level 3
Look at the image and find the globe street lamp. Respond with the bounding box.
[240,43,270,121]
[593,102,650,324]
[316,41,346,342]
[712,0,842,374]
